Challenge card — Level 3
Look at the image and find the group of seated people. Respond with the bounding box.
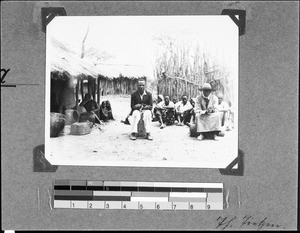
[125,79,232,141]
[153,94,195,129]
[152,84,232,140]
[51,93,115,124]
[80,94,115,123]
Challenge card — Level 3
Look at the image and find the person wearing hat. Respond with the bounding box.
[194,83,221,141]
[129,78,153,140]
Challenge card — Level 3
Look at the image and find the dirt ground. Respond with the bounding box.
[48,95,237,168]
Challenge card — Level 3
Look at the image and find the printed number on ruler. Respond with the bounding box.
[156,203,160,210]
[173,203,176,210]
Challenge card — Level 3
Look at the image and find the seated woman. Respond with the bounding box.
[105,100,115,121]
[100,100,115,122]
[155,95,175,128]
[194,83,221,141]
[99,101,109,122]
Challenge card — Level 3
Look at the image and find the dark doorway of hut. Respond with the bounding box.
[79,76,100,107]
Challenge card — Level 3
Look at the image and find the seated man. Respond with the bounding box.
[155,95,175,129]
[186,98,196,125]
[172,97,177,105]
[129,79,153,140]
[215,93,230,131]
[194,83,221,141]
[175,95,193,126]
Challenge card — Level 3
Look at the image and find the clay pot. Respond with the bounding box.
[79,112,88,122]
[65,109,79,125]
[77,106,87,117]
[79,111,96,124]
[50,113,66,137]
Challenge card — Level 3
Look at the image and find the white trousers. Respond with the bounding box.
[130,110,152,133]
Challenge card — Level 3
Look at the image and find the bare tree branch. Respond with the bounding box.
[80,25,90,59]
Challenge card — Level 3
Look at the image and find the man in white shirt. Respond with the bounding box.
[175,95,193,126]
[155,95,175,129]
[216,93,230,131]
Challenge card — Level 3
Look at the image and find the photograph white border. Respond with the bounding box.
[45,15,239,168]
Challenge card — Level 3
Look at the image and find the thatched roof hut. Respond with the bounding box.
[50,37,148,81]
[51,38,100,80]
[50,38,149,111]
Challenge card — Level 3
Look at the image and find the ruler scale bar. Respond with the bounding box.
[87,186,104,191]
[93,191,132,196]
[54,190,93,196]
[131,192,169,197]
[169,192,207,198]
[54,180,70,185]
[54,200,210,210]
[93,196,131,201]
[121,186,138,191]
[54,185,71,190]
[169,197,206,202]
[131,197,169,202]
[53,180,223,210]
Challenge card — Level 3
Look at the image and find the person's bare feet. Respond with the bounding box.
[213,134,219,141]
[146,133,153,140]
[197,134,204,141]
[130,132,136,140]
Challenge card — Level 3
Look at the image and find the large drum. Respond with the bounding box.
[50,113,66,137]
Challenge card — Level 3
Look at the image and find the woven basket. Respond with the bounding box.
[70,122,91,135]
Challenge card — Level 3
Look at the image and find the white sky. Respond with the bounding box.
[48,16,238,80]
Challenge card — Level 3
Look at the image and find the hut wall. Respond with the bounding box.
[51,76,76,113]
[51,78,65,105]
[99,77,139,96]
[61,79,76,111]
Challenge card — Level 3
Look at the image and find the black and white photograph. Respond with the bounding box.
[45,16,238,168]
